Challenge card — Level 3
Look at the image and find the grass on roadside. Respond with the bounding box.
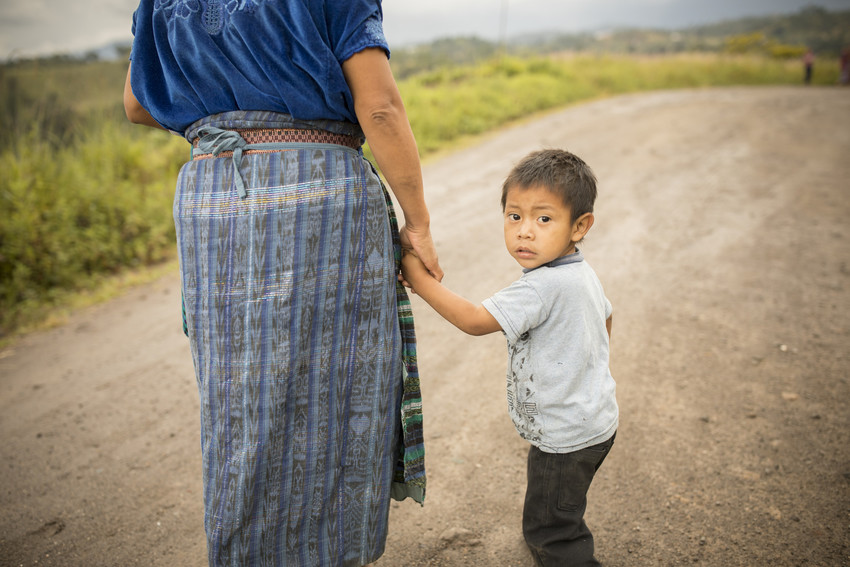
[0,117,186,341]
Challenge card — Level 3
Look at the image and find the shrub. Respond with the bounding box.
[0,117,185,336]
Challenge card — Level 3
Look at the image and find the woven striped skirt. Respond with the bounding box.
[174,111,424,566]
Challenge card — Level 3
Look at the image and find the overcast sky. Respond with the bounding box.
[1,0,848,59]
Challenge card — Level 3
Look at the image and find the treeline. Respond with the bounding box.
[516,6,850,57]
[684,5,850,56]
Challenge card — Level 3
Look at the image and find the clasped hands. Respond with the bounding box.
[398,225,442,293]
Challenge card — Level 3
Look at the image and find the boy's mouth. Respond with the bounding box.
[515,247,536,258]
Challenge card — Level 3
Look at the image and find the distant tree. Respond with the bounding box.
[724,32,770,54]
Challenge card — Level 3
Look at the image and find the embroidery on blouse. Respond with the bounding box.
[227,0,260,15]
[203,0,223,33]
[153,0,265,34]
[154,0,200,19]
[363,15,387,45]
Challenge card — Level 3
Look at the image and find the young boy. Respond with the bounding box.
[401,149,618,566]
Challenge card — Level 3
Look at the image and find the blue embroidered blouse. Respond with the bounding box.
[130,0,389,133]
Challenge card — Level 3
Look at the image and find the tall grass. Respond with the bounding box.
[0,115,185,336]
[0,53,839,339]
[400,54,834,153]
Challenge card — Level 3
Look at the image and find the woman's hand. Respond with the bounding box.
[399,224,443,283]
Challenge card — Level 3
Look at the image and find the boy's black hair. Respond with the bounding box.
[500,149,597,223]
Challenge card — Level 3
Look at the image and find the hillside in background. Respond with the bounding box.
[516,5,850,56]
[392,6,850,78]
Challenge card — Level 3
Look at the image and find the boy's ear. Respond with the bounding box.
[571,212,594,242]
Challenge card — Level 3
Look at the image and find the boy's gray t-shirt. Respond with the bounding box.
[482,250,618,453]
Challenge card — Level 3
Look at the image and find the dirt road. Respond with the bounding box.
[2,87,848,566]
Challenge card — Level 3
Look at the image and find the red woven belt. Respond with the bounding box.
[192,128,362,160]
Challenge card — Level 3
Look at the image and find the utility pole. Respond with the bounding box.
[499,0,508,56]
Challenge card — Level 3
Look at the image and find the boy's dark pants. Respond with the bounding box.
[523,433,616,566]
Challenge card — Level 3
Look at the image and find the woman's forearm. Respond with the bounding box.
[342,48,441,278]
[343,50,429,228]
[359,100,430,230]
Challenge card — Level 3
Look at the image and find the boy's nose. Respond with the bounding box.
[517,222,534,239]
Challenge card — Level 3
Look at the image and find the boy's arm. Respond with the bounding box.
[402,253,502,337]
[606,314,612,340]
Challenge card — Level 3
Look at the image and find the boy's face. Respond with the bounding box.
[502,184,593,270]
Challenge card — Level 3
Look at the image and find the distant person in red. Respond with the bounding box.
[840,47,849,86]
[803,49,815,84]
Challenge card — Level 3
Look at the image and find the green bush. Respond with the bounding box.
[0,117,186,335]
[723,32,809,60]
[769,44,809,59]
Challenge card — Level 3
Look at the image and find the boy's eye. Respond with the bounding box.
[538,216,551,223]
[508,213,520,221]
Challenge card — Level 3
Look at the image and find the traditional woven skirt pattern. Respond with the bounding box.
[175,111,419,566]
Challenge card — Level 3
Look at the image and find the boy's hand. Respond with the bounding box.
[400,250,430,293]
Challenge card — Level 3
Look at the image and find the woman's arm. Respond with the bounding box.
[341,48,443,281]
[123,63,165,130]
